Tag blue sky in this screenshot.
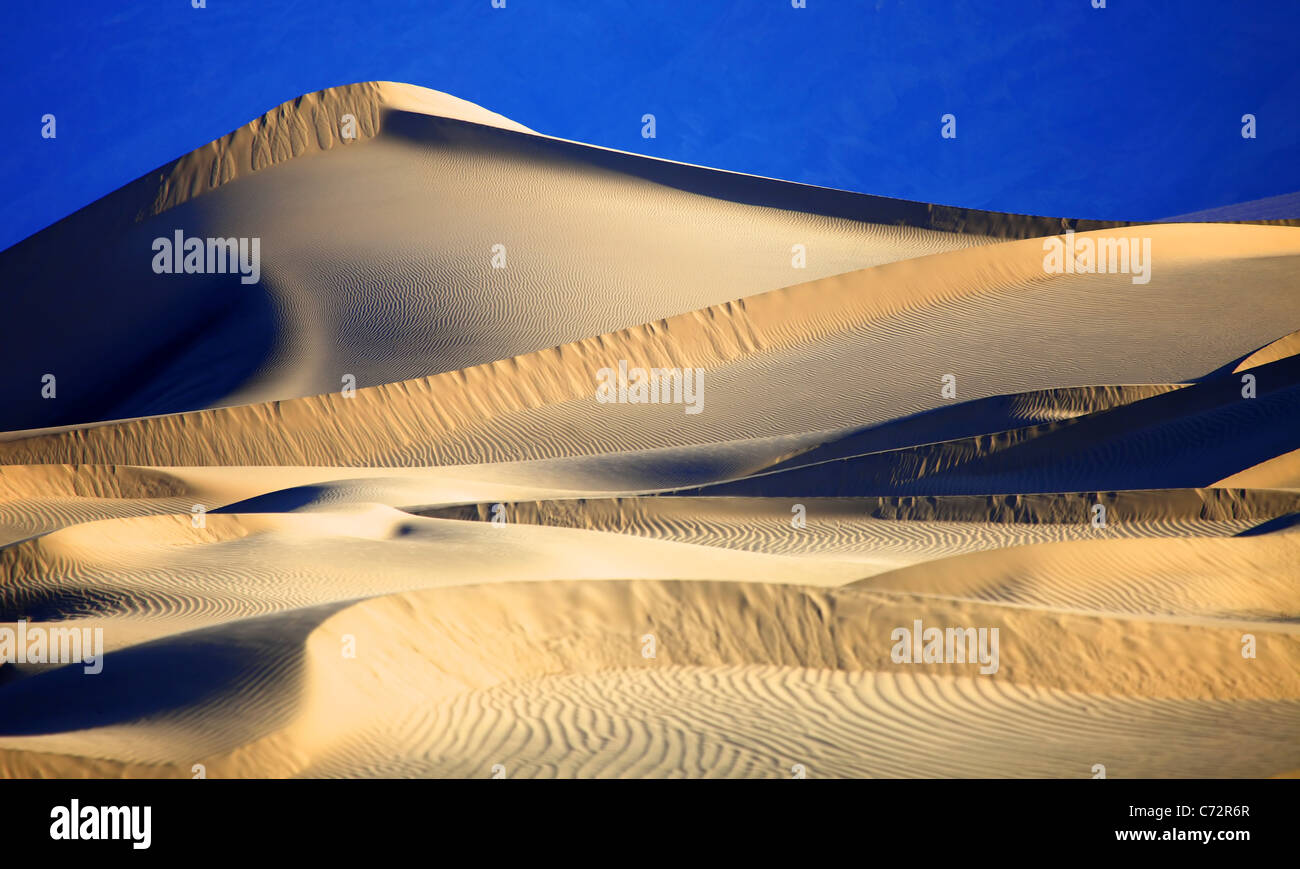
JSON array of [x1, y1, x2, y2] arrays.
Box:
[[3, 0, 1297, 251]]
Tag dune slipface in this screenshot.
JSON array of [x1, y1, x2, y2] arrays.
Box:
[[1, 83, 1297, 779]]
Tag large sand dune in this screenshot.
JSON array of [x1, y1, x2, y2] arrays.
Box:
[[1, 83, 1297, 778]]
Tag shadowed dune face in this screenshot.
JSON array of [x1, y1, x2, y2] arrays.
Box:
[[0, 83, 1003, 433], [676, 354, 1300, 497], [418, 488, 1300, 561], [4, 221, 1300, 467], [1, 82, 1298, 779]]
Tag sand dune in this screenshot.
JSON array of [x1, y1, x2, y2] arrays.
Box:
[[1235, 328, 1300, 372], [1, 81, 1297, 778], [1215, 448, 1300, 489], [682, 354, 1300, 497], [417, 488, 1300, 566], [0, 83, 1010, 432], [3, 576, 1295, 777], [5, 221, 1300, 467]]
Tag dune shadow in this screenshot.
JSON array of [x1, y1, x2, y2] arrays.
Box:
[[213, 485, 333, 514], [677, 355, 1300, 498], [0, 586, 134, 623], [1236, 512, 1300, 537], [0, 204, 278, 431], [0, 602, 350, 736]]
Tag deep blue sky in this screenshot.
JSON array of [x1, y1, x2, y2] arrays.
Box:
[[3, 0, 1297, 251]]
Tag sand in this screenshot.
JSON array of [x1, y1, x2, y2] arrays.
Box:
[[1, 82, 1297, 778]]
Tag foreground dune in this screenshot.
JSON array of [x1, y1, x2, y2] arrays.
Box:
[[1, 82, 1297, 778], [3, 573, 1296, 777]]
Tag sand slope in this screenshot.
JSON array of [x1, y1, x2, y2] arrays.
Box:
[[1, 83, 1004, 432], [5, 222, 1300, 467]]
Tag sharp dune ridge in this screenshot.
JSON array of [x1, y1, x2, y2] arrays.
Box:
[[5, 79, 1299, 432], [1, 82, 1298, 778], [673, 353, 1300, 497], [5, 221, 1300, 467], [419, 488, 1300, 544]]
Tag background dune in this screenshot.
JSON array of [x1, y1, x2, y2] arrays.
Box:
[[1, 82, 1013, 432]]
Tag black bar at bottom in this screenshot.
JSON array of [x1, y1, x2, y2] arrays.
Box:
[[1, 779, 1287, 856]]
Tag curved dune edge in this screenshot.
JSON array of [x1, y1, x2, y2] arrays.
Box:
[[1, 577, 1295, 777], [0, 465, 188, 500], [141, 82, 533, 222], [0, 428, 839, 545], [0, 83, 534, 257], [433, 487, 1300, 527], [0, 464, 201, 547], [5, 222, 1300, 467], [10, 79, 1298, 268], [736, 384, 1185, 475], [98, 80, 1300, 237], [2, 79, 1022, 431], [0, 601, 342, 777], [1235, 328, 1300, 372], [0, 382, 1193, 545], [849, 530, 1300, 622], [7, 85, 1299, 434], [415, 488, 1300, 565], [0, 506, 868, 641], [1214, 448, 1300, 489], [295, 582, 1300, 780], [683, 353, 1300, 498]]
